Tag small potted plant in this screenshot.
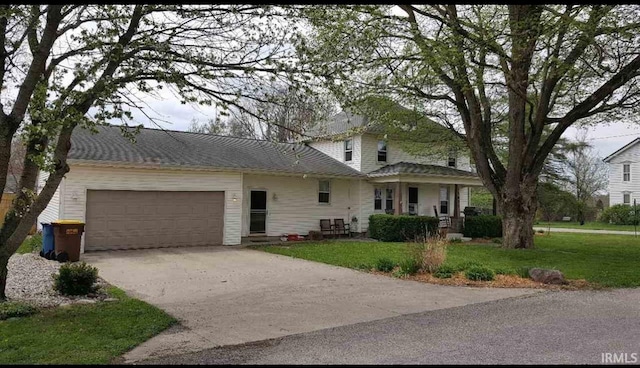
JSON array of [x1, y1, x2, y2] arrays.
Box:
[[351, 216, 358, 234]]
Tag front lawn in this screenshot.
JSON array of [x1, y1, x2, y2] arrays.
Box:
[[535, 221, 639, 232], [259, 233, 640, 288], [0, 287, 176, 364]]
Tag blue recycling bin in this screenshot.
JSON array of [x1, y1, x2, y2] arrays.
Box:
[[40, 223, 55, 260]]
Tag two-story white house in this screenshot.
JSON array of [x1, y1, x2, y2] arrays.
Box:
[[37, 110, 482, 253], [604, 138, 640, 206]]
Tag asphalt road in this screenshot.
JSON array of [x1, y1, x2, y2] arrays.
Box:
[[140, 288, 640, 365]]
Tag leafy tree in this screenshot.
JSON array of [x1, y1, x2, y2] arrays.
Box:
[[293, 5, 640, 248], [537, 181, 579, 228], [563, 130, 608, 224], [188, 117, 253, 138], [0, 5, 293, 300]]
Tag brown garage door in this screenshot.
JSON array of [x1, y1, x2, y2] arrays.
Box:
[[85, 190, 224, 251]]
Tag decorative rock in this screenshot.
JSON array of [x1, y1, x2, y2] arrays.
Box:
[[103, 298, 118, 302], [529, 268, 565, 284], [75, 299, 97, 304]]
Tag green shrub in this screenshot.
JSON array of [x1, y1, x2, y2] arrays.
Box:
[[398, 257, 421, 276], [17, 233, 43, 254], [599, 204, 640, 225], [452, 261, 484, 272], [465, 266, 495, 281], [516, 266, 533, 279], [434, 265, 455, 278], [0, 301, 38, 320], [368, 214, 439, 242], [54, 262, 99, 296], [463, 215, 502, 238], [450, 237, 463, 243], [536, 229, 545, 234], [374, 257, 396, 272]]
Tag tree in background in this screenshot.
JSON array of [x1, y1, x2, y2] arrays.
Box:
[[293, 5, 640, 248], [563, 130, 608, 224], [0, 5, 295, 300], [537, 181, 579, 231]]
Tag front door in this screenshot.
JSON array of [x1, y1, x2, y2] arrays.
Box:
[[409, 187, 418, 215], [250, 190, 267, 234]]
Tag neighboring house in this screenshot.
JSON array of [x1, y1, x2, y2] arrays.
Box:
[[37, 112, 482, 253], [604, 138, 640, 206]]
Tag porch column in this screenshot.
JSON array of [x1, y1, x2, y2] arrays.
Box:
[[395, 181, 402, 215], [453, 184, 460, 218]]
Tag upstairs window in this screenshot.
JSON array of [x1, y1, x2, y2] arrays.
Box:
[[448, 149, 457, 168], [623, 164, 631, 182], [623, 193, 631, 205], [318, 180, 330, 204], [345, 139, 353, 162], [377, 140, 387, 162]]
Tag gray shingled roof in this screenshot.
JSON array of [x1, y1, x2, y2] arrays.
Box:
[[69, 125, 365, 177], [368, 162, 478, 178]]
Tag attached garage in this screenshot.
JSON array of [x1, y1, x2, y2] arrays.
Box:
[[84, 190, 225, 251]]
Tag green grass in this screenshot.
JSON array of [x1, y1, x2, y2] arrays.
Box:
[[258, 233, 640, 288], [0, 287, 176, 364], [535, 221, 639, 232], [16, 233, 42, 254]]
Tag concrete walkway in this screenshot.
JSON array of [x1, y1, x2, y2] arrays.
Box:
[[83, 246, 538, 362], [533, 226, 640, 236]]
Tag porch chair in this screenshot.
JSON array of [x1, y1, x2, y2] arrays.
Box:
[[320, 219, 334, 238], [333, 218, 351, 238]]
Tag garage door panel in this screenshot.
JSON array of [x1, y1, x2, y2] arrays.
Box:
[[85, 190, 224, 251]]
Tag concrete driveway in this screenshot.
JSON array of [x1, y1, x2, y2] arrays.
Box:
[[83, 246, 538, 362]]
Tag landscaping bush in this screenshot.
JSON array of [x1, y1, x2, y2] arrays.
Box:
[[407, 237, 448, 273], [375, 257, 396, 272], [516, 266, 533, 279], [368, 214, 438, 242], [397, 257, 421, 276], [451, 260, 484, 272], [54, 262, 99, 296], [433, 265, 455, 279], [463, 215, 502, 238], [0, 301, 38, 320], [599, 204, 640, 225], [465, 266, 495, 281]]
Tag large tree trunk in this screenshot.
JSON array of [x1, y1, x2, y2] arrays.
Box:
[[500, 185, 538, 249]]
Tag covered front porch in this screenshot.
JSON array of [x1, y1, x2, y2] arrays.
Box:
[[368, 162, 484, 232]]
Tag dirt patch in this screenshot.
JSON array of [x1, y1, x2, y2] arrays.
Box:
[[370, 269, 596, 290]]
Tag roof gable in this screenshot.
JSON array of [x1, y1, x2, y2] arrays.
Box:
[[603, 137, 640, 163]]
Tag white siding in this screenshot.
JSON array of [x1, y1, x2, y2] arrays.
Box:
[[308, 135, 362, 171], [242, 174, 361, 236], [61, 165, 243, 251], [37, 171, 62, 229], [608, 143, 640, 205], [359, 134, 472, 174]]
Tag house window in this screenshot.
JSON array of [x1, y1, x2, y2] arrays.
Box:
[[318, 180, 330, 204], [623, 164, 630, 182], [385, 188, 394, 212], [374, 188, 382, 210], [623, 193, 631, 205], [448, 149, 457, 168], [344, 139, 353, 162], [377, 140, 387, 162], [440, 186, 449, 215]]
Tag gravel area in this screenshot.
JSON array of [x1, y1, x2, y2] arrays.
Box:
[[6, 252, 110, 307]]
